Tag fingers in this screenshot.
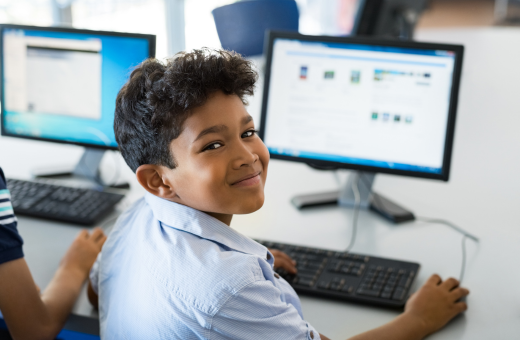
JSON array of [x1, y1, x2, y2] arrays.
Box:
[[454, 301, 468, 314], [98, 234, 107, 248], [440, 277, 460, 291], [426, 274, 442, 286], [279, 258, 297, 274], [90, 227, 105, 242], [269, 249, 297, 274], [451, 287, 469, 301], [77, 229, 89, 239], [276, 251, 296, 266]]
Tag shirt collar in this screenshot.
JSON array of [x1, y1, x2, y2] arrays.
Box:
[[145, 193, 269, 260]]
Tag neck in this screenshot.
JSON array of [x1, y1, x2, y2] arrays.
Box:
[[206, 212, 233, 226]]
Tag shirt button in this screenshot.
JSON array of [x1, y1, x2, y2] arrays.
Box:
[[310, 331, 314, 339], [266, 253, 271, 260], [274, 273, 280, 279]]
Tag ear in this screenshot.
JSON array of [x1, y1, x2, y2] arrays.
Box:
[[136, 164, 177, 200]]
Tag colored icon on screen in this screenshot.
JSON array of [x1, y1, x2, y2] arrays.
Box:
[[324, 71, 334, 79], [351, 70, 361, 84], [300, 66, 308, 79], [371, 112, 378, 120], [405, 115, 413, 123], [383, 113, 390, 121], [394, 115, 401, 122]]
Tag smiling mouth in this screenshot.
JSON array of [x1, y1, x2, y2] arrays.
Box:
[[231, 171, 262, 186]]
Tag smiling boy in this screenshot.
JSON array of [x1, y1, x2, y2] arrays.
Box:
[[89, 49, 469, 340]]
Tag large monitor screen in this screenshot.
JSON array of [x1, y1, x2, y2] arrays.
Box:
[[1, 25, 155, 149], [260, 32, 463, 180]]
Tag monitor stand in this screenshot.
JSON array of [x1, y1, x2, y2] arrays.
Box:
[[32, 148, 130, 189], [291, 170, 415, 223]]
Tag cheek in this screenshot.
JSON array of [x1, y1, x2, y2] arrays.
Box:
[[176, 156, 227, 195], [192, 157, 228, 188], [257, 140, 270, 171]]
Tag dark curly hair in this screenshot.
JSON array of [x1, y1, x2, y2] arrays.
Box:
[[114, 48, 258, 172]]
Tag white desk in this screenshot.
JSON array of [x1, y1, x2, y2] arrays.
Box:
[[1, 28, 520, 339]]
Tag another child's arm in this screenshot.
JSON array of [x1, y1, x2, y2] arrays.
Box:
[[320, 274, 469, 340], [0, 228, 106, 340]]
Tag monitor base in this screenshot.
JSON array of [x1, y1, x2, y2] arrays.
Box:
[[32, 148, 130, 189], [291, 171, 415, 224]]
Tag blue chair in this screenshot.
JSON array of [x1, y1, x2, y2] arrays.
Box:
[[212, 0, 299, 57]]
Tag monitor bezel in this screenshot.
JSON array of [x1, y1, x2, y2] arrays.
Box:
[[0, 24, 156, 151], [259, 31, 464, 182]]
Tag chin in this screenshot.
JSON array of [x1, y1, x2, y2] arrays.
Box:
[[236, 195, 265, 214]]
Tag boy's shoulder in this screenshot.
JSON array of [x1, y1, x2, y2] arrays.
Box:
[[100, 194, 270, 317]]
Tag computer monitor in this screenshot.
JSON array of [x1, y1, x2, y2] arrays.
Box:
[[259, 31, 464, 216], [0, 24, 155, 183], [352, 0, 428, 40]]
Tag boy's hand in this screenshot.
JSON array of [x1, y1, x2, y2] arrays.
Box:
[[60, 228, 107, 279], [404, 274, 469, 336], [268, 249, 297, 274]]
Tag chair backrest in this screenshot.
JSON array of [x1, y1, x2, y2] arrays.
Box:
[[212, 0, 299, 57]]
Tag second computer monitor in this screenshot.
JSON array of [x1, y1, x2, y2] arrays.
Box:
[[259, 32, 464, 181], [1, 24, 155, 150]]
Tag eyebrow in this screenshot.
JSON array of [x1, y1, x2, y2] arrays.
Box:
[[194, 125, 228, 143], [193, 115, 254, 143]]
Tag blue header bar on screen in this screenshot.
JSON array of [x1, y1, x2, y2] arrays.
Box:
[[279, 39, 456, 58]]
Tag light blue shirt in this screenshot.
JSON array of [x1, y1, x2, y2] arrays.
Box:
[[90, 193, 321, 340]]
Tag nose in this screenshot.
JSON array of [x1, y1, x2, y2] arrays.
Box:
[[232, 140, 258, 169]]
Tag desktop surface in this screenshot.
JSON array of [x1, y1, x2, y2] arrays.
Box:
[[0, 27, 519, 339]]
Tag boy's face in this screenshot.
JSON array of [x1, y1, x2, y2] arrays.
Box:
[[164, 91, 269, 217]]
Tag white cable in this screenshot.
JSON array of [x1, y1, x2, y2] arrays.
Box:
[[460, 235, 468, 282], [416, 217, 478, 283], [345, 174, 361, 253], [351, 172, 478, 283], [415, 217, 479, 242]]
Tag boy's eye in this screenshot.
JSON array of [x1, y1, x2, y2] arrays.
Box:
[[204, 142, 223, 151], [242, 130, 257, 138]]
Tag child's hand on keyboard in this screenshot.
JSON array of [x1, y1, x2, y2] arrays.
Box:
[[404, 274, 469, 336], [268, 249, 297, 274]]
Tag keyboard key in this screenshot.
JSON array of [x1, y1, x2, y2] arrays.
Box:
[[398, 276, 409, 287], [330, 283, 342, 291], [381, 292, 392, 299], [357, 288, 381, 297], [296, 278, 314, 287], [393, 288, 406, 301], [318, 281, 330, 290]]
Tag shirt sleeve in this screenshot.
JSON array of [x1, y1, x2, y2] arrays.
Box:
[[89, 251, 102, 294], [210, 280, 321, 340], [0, 168, 24, 265]]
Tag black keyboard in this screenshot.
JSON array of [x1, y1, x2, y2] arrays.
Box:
[[256, 240, 420, 308], [7, 179, 125, 226]]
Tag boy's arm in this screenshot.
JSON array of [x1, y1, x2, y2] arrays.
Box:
[[0, 229, 105, 340], [324, 274, 469, 340]]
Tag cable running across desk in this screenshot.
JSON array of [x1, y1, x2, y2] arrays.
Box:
[[415, 218, 477, 283], [339, 171, 479, 284]]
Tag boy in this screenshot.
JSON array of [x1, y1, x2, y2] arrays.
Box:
[[0, 167, 106, 340], [89, 49, 469, 339]]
